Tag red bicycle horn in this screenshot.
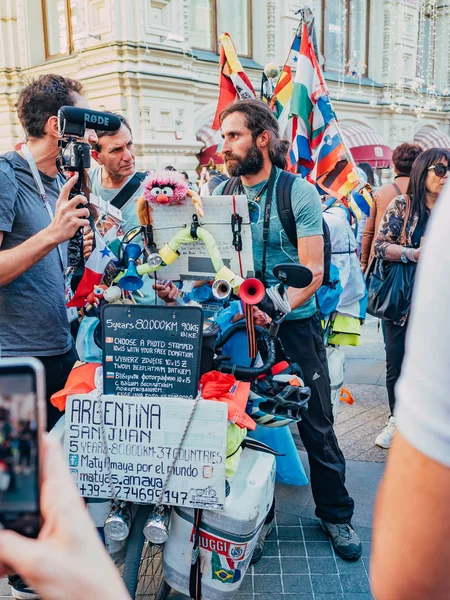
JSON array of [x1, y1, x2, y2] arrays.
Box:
[[239, 278, 265, 305]]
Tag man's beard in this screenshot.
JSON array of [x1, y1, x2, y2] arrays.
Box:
[[225, 145, 264, 177]]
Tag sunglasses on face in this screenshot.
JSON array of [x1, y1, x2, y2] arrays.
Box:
[[428, 163, 450, 178]]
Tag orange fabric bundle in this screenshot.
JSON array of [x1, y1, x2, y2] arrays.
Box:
[[50, 361, 101, 411], [200, 371, 256, 430]]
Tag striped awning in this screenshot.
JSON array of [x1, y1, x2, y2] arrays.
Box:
[[414, 126, 450, 150], [196, 117, 223, 166], [340, 123, 393, 168]]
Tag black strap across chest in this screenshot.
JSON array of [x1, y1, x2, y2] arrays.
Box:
[[258, 166, 278, 285], [110, 171, 147, 210]]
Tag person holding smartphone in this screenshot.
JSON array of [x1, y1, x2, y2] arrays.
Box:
[[0, 74, 98, 600], [0, 434, 131, 600], [371, 179, 450, 599]]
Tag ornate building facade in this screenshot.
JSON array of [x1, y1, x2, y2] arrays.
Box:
[[0, 0, 449, 175]]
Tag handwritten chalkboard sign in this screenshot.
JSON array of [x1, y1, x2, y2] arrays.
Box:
[[102, 305, 203, 398], [64, 394, 227, 509]]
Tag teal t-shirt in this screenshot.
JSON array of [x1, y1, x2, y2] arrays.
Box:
[[214, 167, 323, 320], [90, 166, 157, 304]]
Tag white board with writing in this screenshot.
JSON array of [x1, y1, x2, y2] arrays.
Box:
[[64, 394, 228, 510], [150, 195, 254, 280]]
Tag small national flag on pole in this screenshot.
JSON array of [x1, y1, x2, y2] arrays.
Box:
[[310, 121, 360, 201], [270, 35, 301, 119], [67, 231, 113, 307], [349, 184, 373, 220], [212, 32, 256, 130], [290, 23, 360, 201]]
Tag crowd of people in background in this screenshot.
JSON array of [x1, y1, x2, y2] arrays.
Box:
[[1, 72, 450, 600]]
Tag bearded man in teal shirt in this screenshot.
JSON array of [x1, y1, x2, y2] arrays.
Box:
[[214, 99, 361, 563]]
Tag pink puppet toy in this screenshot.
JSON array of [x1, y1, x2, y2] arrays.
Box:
[[136, 169, 203, 226]]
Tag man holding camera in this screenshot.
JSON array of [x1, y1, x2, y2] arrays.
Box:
[[0, 74, 99, 599], [88, 114, 160, 302]]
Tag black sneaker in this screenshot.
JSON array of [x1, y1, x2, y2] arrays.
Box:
[[250, 521, 274, 565], [320, 520, 362, 561]]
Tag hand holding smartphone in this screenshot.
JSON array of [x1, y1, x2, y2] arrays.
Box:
[[0, 358, 45, 538], [0, 358, 130, 599]]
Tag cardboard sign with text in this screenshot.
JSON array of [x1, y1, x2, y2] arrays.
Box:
[[150, 195, 254, 280], [64, 394, 228, 509]]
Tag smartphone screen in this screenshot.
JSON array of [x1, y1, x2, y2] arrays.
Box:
[[0, 359, 45, 537]]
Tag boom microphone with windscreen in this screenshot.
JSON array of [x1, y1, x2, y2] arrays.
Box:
[[58, 106, 122, 138]]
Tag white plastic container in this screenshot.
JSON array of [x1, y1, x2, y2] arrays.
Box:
[[327, 346, 346, 422], [163, 447, 276, 600]]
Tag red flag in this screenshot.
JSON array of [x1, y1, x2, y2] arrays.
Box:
[[212, 33, 256, 130]]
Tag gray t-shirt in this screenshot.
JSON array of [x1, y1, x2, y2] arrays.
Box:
[[0, 152, 71, 357]]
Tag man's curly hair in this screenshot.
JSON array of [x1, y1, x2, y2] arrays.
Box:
[[392, 142, 423, 177], [16, 74, 83, 139]]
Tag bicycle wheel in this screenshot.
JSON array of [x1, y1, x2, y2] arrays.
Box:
[[122, 505, 171, 600]]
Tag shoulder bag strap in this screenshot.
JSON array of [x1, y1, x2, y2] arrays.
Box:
[[392, 181, 402, 196], [21, 145, 65, 272], [276, 170, 297, 248], [398, 194, 411, 246], [110, 171, 146, 210], [221, 176, 240, 196]]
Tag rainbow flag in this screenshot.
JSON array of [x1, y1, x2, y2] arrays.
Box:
[[270, 35, 300, 125], [289, 24, 360, 201], [212, 33, 256, 130]]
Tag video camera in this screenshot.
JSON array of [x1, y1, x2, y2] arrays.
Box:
[[57, 106, 122, 267], [57, 106, 121, 175]]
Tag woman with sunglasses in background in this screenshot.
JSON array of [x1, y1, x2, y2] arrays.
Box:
[[372, 147, 450, 449]]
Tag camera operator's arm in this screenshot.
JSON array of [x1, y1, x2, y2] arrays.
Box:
[[0, 175, 89, 287], [83, 226, 94, 260]]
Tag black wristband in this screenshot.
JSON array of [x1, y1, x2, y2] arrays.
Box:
[[257, 293, 277, 319]]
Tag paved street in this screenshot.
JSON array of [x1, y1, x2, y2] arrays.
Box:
[[0, 319, 387, 599], [230, 317, 387, 600]]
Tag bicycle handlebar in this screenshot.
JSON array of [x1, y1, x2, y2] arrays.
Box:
[[213, 322, 276, 380]]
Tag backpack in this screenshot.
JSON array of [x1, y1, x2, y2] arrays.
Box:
[[208, 173, 229, 195], [222, 171, 332, 287]]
